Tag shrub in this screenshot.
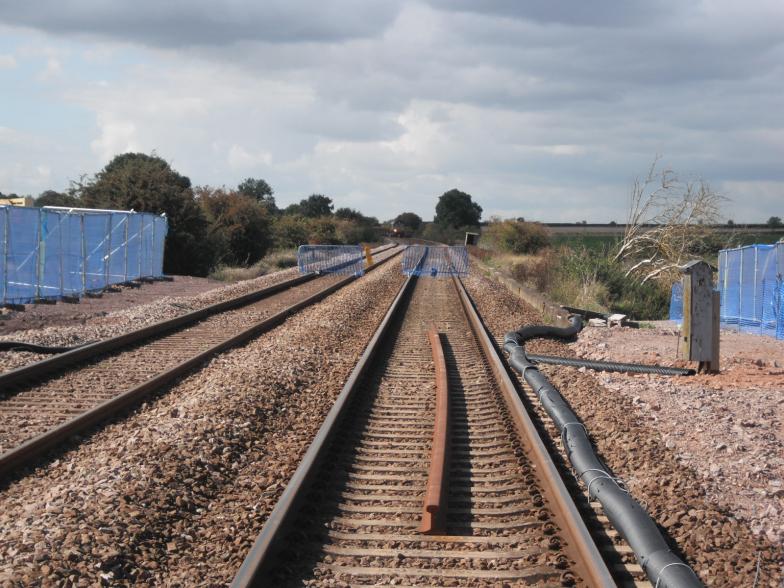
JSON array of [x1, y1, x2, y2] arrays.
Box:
[[484, 220, 551, 254], [198, 187, 273, 266]]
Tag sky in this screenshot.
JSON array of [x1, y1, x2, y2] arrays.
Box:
[[0, 1, 782, 223]]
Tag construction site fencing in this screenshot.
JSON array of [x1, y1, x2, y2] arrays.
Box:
[[297, 245, 364, 276], [402, 245, 469, 277], [668, 242, 783, 339], [1, 206, 167, 305]]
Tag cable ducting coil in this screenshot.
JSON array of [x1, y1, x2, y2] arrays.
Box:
[[503, 316, 703, 588]]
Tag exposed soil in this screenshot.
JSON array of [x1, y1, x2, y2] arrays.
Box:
[[463, 268, 783, 587]]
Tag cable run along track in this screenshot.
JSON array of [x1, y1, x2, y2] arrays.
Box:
[[234, 274, 615, 586], [0, 244, 401, 480]]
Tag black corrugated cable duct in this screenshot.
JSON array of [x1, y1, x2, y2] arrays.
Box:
[[503, 316, 703, 588], [526, 354, 695, 376]]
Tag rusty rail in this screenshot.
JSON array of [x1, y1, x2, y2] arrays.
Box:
[[419, 327, 450, 535]]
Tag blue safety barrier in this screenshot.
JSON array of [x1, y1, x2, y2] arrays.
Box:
[[668, 242, 783, 339], [668, 281, 683, 322], [401, 245, 469, 277], [297, 245, 365, 276], [0, 206, 168, 305]]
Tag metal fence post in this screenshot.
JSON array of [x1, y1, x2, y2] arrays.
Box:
[[123, 214, 129, 282]]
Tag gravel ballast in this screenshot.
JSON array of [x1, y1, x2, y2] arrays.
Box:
[[0, 259, 406, 586], [462, 269, 782, 587], [0, 268, 301, 375]]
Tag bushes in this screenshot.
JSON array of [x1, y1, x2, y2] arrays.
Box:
[[484, 219, 550, 254], [198, 187, 273, 266], [549, 246, 670, 319]]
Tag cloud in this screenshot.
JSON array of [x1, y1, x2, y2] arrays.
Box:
[[0, 1, 781, 221], [0, 1, 400, 47], [0, 53, 15, 68]]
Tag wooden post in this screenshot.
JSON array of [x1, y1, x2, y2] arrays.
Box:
[[679, 260, 720, 373]]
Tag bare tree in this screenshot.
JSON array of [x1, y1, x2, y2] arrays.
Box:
[[614, 157, 726, 284]]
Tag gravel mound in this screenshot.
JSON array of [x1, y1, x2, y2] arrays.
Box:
[[462, 271, 782, 587]]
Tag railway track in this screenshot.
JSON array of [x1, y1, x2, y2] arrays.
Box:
[[0, 244, 400, 480], [233, 274, 615, 586]]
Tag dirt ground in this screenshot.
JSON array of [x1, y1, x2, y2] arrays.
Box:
[[570, 322, 784, 547], [0, 276, 220, 336]]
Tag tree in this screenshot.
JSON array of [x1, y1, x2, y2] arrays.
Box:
[[393, 212, 423, 233], [75, 152, 213, 276], [197, 187, 273, 266], [237, 177, 278, 214], [36, 190, 81, 208], [335, 207, 364, 221], [614, 157, 726, 284], [767, 216, 782, 227], [434, 189, 482, 228], [297, 194, 333, 218]]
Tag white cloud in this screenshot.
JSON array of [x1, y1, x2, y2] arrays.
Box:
[[0, 54, 16, 68]]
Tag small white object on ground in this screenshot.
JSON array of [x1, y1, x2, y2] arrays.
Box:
[[588, 318, 607, 327]]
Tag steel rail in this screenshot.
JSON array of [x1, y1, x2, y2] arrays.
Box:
[[0, 243, 397, 390], [231, 272, 415, 588], [418, 327, 449, 535], [452, 276, 616, 587], [232, 274, 615, 587], [0, 246, 402, 481]]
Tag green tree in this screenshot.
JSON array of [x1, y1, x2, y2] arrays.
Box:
[[767, 216, 782, 227], [393, 212, 422, 233], [36, 190, 81, 208], [237, 177, 277, 214], [298, 194, 334, 218], [335, 207, 364, 221], [197, 187, 273, 266], [434, 189, 482, 228], [274, 215, 310, 248], [76, 152, 213, 276]]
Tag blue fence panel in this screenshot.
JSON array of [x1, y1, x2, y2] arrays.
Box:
[[125, 214, 143, 281], [0, 208, 5, 302], [297, 245, 364, 276], [1, 207, 167, 304], [668, 281, 683, 322], [5, 207, 40, 303], [719, 248, 740, 325], [40, 209, 66, 299], [62, 213, 84, 296], [402, 245, 469, 277], [84, 213, 111, 291], [152, 215, 167, 277], [777, 282, 784, 340], [107, 213, 128, 284]]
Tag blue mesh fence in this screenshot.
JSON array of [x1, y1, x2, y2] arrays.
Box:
[[668, 243, 784, 339], [297, 245, 365, 276], [668, 281, 683, 322], [401, 245, 469, 277], [0, 206, 167, 304]]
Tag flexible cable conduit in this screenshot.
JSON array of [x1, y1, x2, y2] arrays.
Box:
[[503, 316, 703, 588]]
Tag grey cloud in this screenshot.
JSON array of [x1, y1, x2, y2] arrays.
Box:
[[0, 0, 399, 46]]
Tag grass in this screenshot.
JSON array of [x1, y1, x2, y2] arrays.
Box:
[[209, 249, 298, 282]]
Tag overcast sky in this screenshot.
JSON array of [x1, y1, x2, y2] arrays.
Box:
[[0, 1, 782, 222]]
